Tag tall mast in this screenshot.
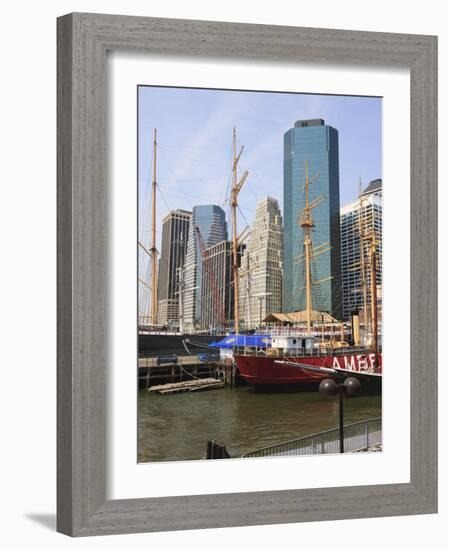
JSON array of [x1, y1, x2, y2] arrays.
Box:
[[177, 266, 184, 333], [301, 161, 314, 332], [150, 128, 158, 325], [297, 162, 326, 333], [369, 229, 378, 356], [358, 179, 369, 333], [231, 127, 239, 334], [230, 127, 248, 334], [245, 252, 251, 329]]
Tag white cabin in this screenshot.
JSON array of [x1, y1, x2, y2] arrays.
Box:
[[271, 335, 315, 352]]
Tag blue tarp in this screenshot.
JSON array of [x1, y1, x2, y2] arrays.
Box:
[[210, 334, 272, 349]]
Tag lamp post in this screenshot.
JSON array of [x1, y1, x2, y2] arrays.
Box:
[[319, 377, 361, 453]]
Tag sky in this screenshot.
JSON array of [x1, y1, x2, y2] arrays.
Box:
[[138, 85, 382, 251]]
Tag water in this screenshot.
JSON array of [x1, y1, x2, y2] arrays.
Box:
[[138, 385, 381, 462]]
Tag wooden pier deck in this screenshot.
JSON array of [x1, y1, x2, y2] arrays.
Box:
[[148, 378, 225, 394], [138, 356, 238, 389]]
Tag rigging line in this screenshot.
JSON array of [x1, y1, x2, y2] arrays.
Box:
[[156, 143, 194, 209], [158, 176, 222, 185], [237, 205, 251, 231], [156, 183, 171, 213], [140, 230, 191, 283], [177, 362, 202, 380], [158, 188, 219, 201], [138, 144, 154, 240], [245, 179, 260, 205], [222, 143, 234, 212], [153, 143, 230, 150], [223, 173, 232, 206], [236, 165, 260, 206], [139, 187, 151, 245], [238, 204, 261, 213], [235, 136, 272, 197], [137, 256, 149, 280]]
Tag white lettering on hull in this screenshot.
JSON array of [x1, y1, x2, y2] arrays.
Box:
[[332, 354, 377, 372]]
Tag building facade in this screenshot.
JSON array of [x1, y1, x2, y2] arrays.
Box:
[[238, 196, 283, 329], [183, 205, 227, 330], [157, 209, 191, 326], [200, 240, 245, 330], [340, 178, 382, 322], [283, 119, 342, 319]]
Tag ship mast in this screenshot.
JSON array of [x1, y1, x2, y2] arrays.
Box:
[[301, 162, 314, 332], [368, 229, 379, 356], [150, 128, 158, 325], [230, 127, 248, 334], [245, 252, 251, 329], [358, 179, 369, 333], [177, 266, 185, 334], [298, 162, 325, 333]]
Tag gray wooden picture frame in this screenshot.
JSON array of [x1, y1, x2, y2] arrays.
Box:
[[57, 12, 438, 537]]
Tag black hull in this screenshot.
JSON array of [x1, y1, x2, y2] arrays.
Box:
[[138, 333, 217, 357]]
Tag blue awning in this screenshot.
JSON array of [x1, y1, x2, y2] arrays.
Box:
[[210, 335, 272, 349]]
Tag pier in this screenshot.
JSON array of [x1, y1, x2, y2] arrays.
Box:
[[148, 378, 225, 394], [138, 355, 238, 389]]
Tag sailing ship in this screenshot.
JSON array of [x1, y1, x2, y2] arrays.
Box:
[[231, 164, 382, 390], [138, 129, 218, 355], [138, 128, 248, 355]]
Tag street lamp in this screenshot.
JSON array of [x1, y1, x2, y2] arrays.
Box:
[[318, 377, 361, 453]]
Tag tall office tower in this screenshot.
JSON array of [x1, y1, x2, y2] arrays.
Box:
[[200, 240, 245, 330], [340, 178, 382, 322], [283, 119, 342, 319], [157, 209, 191, 326], [183, 205, 228, 330], [238, 197, 283, 329]]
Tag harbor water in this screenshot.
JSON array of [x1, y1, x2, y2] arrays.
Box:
[[138, 385, 381, 463]]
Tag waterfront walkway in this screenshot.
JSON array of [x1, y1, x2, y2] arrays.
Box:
[[242, 418, 382, 458]]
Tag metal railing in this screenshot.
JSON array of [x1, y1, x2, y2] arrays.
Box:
[[233, 345, 370, 358], [242, 418, 382, 458], [266, 325, 350, 337]]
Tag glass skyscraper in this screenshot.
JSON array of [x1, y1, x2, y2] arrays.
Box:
[[283, 119, 342, 319], [183, 205, 228, 330]]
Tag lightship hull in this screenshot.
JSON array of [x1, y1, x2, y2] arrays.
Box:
[[234, 352, 382, 390]]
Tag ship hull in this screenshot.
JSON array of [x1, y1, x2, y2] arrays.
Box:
[[234, 352, 382, 391], [138, 333, 217, 356]]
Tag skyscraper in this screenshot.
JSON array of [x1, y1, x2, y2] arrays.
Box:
[[157, 209, 191, 326], [238, 196, 283, 328], [200, 240, 245, 330], [283, 119, 342, 319], [340, 178, 382, 322], [183, 205, 227, 330]]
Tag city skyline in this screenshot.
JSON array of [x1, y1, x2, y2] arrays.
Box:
[[138, 86, 382, 256], [140, 175, 382, 326]]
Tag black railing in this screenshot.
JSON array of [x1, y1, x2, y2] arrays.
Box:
[[242, 418, 382, 458]]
